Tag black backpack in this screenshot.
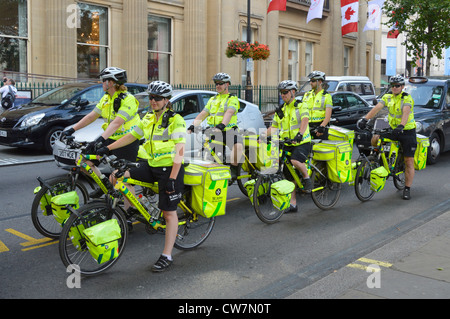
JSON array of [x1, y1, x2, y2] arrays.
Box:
[[1, 86, 16, 110]]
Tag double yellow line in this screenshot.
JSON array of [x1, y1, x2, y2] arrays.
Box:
[[347, 257, 393, 272]]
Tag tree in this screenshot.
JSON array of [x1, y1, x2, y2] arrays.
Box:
[[383, 0, 450, 76]]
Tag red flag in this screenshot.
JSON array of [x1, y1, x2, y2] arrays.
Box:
[[341, 0, 358, 36], [387, 10, 401, 38], [267, 0, 287, 14]]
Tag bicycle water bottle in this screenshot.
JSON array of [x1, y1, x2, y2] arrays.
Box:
[[139, 194, 160, 220]]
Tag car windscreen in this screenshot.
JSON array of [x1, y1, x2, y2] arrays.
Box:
[[32, 86, 87, 105], [404, 83, 444, 109]]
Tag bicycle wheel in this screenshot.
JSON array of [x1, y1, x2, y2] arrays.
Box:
[[174, 188, 215, 250], [253, 173, 285, 224], [31, 176, 89, 239], [354, 159, 376, 202], [393, 154, 406, 190], [59, 201, 128, 276], [310, 162, 341, 210]]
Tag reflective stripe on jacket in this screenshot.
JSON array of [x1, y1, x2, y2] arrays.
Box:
[[381, 93, 416, 130], [272, 100, 311, 146], [204, 93, 239, 131], [306, 89, 333, 123]]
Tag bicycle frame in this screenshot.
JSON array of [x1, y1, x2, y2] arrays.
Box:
[[366, 134, 404, 179]]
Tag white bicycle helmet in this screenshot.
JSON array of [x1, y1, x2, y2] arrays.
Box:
[[389, 74, 405, 85], [308, 70, 326, 81], [99, 67, 127, 84], [148, 81, 173, 98], [212, 73, 231, 84], [278, 80, 298, 91]]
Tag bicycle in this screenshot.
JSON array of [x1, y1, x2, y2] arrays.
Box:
[[31, 137, 110, 239], [251, 137, 342, 224], [193, 127, 275, 196], [353, 119, 406, 202], [58, 155, 215, 276]]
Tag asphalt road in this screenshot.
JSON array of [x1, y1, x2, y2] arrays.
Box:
[[1, 145, 450, 303]]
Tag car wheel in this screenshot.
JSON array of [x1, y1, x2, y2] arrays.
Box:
[[427, 132, 441, 165], [44, 126, 64, 154]]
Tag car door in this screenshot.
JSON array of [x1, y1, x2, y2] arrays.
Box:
[[344, 93, 371, 129], [331, 93, 350, 127]]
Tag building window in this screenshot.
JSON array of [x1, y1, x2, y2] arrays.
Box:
[[344, 47, 350, 76], [305, 42, 313, 76], [148, 15, 172, 82], [0, 0, 28, 75], [288, 39, 299, 81], [77, 3, 109, 79]]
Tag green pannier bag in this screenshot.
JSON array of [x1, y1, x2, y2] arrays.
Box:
[[312, 142, 334, 161], [319, 140, 353, 183], [270, 180, 295, 211], [83, 219, 121, 264], [243, 134, 278, 171], [51, 191, 80, 225], [414, 134, 429, 171], [328, 125, 355, 148], [184, 162, 231, 218], [370, 166, 388, 192]]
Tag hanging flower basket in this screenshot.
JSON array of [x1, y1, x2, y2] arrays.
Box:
[[226, 40, 270, 61]]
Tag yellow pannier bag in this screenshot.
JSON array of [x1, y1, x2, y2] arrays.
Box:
[[328, 125, 355, 148], [312, 142, 334, 161], [51, 191, 80, 225], [370, 166, 388, 192], [414, 134, 429, 171], [185, 162, 231, 218], [244, 179, 268, 205], [319, 140, 353, 183], [83, 219, 121, 264], [243, 134, 278, 171], [270, 180, 295, 211]]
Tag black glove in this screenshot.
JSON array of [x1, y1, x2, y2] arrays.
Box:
[[96, 146, 110, 157], [392, 125, 404, 139], [85, 136, 106, 155], [61, 128, 75, 137], [187, 125, 195, 132], [294, 133, 303, 143], [316, 126, 326, 134], [215, 123, 226, 131], [356, 118, 368, 130], [166, 178, 176, 194]]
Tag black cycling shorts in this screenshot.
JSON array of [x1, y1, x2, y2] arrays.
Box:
[[389, 128, 417, 158], [285, 142, 312, 163], [129, 161, 184, 212], [207, 126, 243, 151]]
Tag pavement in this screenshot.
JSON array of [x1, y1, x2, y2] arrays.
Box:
[[1, 145, 450, 299]]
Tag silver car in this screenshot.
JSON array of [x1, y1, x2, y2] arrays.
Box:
[[53, 89, 266, 170]]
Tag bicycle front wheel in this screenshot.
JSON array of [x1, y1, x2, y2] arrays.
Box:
[[393, 155, 406, 190], [354, 160, 376, 202], [310, 162, 341, 210], [174, 189, 215, 250], [31, 176, 89, 239], [59, 201, 128, 277], [253, 173, 285, 224]]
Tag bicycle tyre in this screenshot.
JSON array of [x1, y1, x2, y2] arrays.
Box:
[[59, 201, 128, 277], [354, 160, 376, 202], [310, 162, 341, 210], [174, 188, 215, 251], [393, 154, 406, 190], [237, 162, 253, 197], [31, 176, 89, 239], [253, 173, 285, 224]]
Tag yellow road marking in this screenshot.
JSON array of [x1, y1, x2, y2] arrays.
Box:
[[227, 198, 241, 202], [5, 229, 54, 247], [21, 240, 58, 251], [0, 240, 9, 253], [346, 258, 393, 271]]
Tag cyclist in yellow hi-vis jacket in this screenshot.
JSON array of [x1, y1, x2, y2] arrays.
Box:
[[187, 73, 243, 181], [304, 71, 333, 139], [357, 74, 416, 200], [260, 80, 312, 213], [97, 81, 186, 272], [61, 67, 141, 198]]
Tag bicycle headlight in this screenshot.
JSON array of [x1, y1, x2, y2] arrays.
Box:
[[21, 113, 45, 128], [415, 121, 423, 132]]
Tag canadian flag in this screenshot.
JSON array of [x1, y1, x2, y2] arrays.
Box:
[[267, 0, 287, 14], [341, 0, 359, 36]]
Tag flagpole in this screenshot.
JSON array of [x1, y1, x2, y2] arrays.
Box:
[[245, 0, 253, 103]]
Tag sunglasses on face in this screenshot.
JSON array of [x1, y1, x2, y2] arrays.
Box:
[[310, 79, 318, 83], [391, 84, 403, 88], [280, 90, 290, 95], [149, 95, 164, 101], [215, 82, 226, 86]]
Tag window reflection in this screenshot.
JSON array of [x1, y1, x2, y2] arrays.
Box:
[[148, 15, 171, 82]]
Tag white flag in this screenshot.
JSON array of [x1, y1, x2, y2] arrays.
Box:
[[307, 0, 325, 24], [363, 0, 385, 31]]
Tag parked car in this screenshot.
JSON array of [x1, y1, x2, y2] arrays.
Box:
[[53, 89, 266, 168], [298, 76, 377, 105], [263, 91, 372, 130], [0, 82, 147, 153], [401, 76, 450, 164]]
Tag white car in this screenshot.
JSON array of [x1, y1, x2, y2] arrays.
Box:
[[53, 89, 266, 170]]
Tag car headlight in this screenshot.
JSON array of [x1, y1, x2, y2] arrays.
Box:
[[415, 121, 423, 132], [21, 113, 45, 128]]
